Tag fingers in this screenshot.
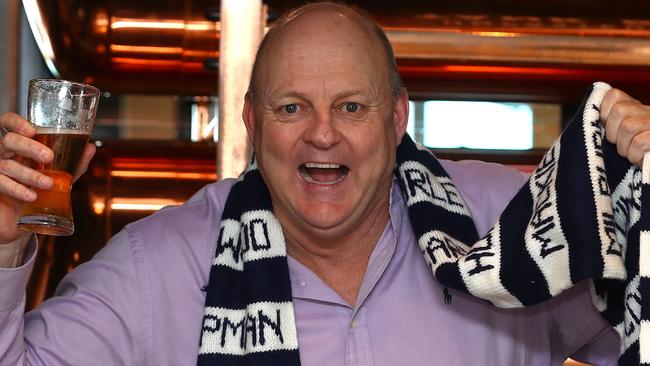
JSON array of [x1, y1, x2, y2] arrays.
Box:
[[0, 112, 55, 202], [0, 158, 52, 189], [73, 143, 96, 182], [0, 112, 35, 137], [599, 88, 650, 166], [600, 89, 641, 143], [625, 130, 650, 166], [0, 112, 52, 163], [0, 173, 37, 202], [610, 114, 647, 159], [0, 131, 53, 162], [0, 159, 53, 201]]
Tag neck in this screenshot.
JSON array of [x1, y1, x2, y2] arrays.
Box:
[[282, 190, 392, 306]]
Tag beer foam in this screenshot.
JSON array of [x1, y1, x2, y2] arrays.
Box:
[[35, 127, 90, 135]]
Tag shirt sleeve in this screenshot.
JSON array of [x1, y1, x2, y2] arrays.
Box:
[[21, 229, 149, 365], [550, 281, 619, 365], [0, 237, 37, 365]]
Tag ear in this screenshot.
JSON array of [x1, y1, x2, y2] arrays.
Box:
[[242, 92, 257, 142], [393, 88, 409, 141]]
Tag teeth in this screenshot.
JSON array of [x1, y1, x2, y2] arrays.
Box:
[[299, 170, 345, 185], [304, 162, 341, 169], [299, 163, 349, 185]]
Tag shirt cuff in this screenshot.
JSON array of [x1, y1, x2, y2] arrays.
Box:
[[0, 236, 38, 312]]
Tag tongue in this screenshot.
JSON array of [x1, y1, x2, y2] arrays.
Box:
[[305, 167, 343, 183]]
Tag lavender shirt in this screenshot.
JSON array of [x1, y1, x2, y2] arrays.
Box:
[[0, 160, 619, 365]]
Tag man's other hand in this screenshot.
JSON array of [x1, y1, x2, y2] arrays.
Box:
[[600, 88, 650, 166]]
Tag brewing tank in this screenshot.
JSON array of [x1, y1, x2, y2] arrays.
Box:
[[28, 0, 220, 95]]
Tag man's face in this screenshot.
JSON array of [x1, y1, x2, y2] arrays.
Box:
[[244, 10, 408, 241]]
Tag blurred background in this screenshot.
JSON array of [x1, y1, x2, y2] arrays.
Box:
[[1, 2, 649, 364]]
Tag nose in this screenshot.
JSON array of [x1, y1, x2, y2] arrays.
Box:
[[302, 109, 341, 149]]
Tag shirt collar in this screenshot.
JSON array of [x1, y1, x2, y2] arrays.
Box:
[[288, 178, 406, 307]]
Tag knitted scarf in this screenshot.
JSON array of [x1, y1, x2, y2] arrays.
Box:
[[197, 82, 650, 366]]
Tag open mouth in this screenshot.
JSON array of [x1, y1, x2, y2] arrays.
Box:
[[299, 162, 350, 185]]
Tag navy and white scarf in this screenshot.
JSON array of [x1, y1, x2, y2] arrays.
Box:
[[197, 82, 650, 365]]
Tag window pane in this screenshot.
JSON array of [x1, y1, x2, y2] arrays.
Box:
[[407, 100, 561, 150], [423, 101, 532, 149], [92, 94, 218, 142]]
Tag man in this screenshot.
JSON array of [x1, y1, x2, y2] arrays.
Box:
[[0, 2, 648, 365]]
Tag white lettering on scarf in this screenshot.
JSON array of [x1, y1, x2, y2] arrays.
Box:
[[525, 143, 572, 296], [399, 161, 471, 217], [459, 226, 523, 307], [213, 211, 287, 271], [199, 301, 299, 355]]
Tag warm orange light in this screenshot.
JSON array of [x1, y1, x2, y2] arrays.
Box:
[[442, 65, 565, 75], [470, 31, 519, 37], [111, 160, 214, 171], [111, 198, 184, 211], [92, 198, 185, 213], [110, 57, 205, 71], [111, 57, 181, 67], [110, 170, 217, 180], [110, 47, 217, 58], [183, 50, 219, 58], [94, 12, 109, 34], [187, 22, 218, 31], [92, 201, 105, 215], [399, 65, 582, 77], [95, 17, 109, 27], [111, 19, 183, 30], [383, 24, 650, 37], [110, 18, 215, 32], [111, 203, 169, 211], [110, 44, 184, 55]]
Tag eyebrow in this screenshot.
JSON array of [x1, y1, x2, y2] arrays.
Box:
[[333, 89, 365, 100], [266, 88, 373, 103], [265, 89, 307, 103]]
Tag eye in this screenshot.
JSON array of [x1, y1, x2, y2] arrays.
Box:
[[282, 104, 299, 114], [344, 102, 360, 113], [275, 102, 308, 121]]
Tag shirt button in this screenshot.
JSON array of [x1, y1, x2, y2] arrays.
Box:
[[351, 319, 358, 329], [299, 280, 306, 287]]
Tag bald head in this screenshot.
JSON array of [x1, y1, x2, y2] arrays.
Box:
[[247, 2, 403, 102]]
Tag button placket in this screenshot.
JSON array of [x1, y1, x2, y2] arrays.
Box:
[[346, 308, 373, 365], [350, 318, 358, 329]]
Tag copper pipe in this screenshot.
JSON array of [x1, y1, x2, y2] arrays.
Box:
[[23, 0, 220, 95], [23, 1, 650, 96]]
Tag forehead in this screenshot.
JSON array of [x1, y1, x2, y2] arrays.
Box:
[[259, 9, 389, 96], [273, 40, 374, 80]]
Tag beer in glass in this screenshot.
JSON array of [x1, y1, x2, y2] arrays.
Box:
[[17, 79, 100, 236]]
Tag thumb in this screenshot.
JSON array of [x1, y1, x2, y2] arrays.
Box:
[[73, 143, 96, 182]]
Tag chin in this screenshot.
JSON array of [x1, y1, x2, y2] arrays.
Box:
[[298, 205, 352, 231]]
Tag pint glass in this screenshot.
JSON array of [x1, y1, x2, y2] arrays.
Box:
[[17, 79, 100, 236]]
